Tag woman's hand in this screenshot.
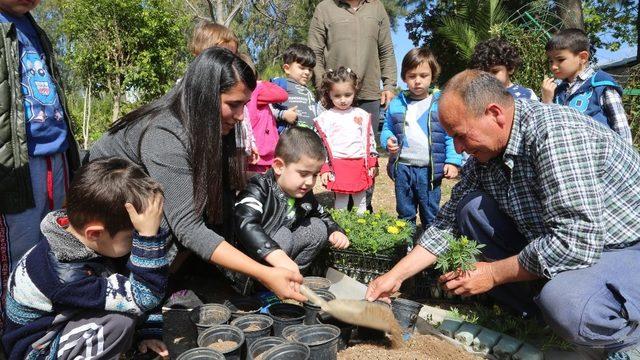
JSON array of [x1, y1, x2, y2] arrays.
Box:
[[257, 266, 306, 302]]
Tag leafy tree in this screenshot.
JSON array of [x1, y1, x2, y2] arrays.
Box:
[[60, 0, 190, 123]]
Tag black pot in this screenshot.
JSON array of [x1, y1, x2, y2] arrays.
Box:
[[224, 296, 264, 320], [197, 324, 245, 360], [302, 289, 335, 325], [247, 336, 286, 360], [261, 343, 311, 360], [302, 276, 332, 291], [267, 303, 306, 337], [230, 314, 273, 359], [317, 313, 353, 351], [189, 304, 232, 338], [391, 298, 422, 334], [288, 324, 340, 360], [175, 347, 225, 360], [281, 324, 307, 341]]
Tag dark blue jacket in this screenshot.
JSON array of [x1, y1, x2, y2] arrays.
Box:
[[554, 69, 623, 128], [380, 91, 462, 188]]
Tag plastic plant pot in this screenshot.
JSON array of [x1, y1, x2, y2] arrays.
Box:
[[197, 324, 245, 360], [317, 313, 353, 351], [391, 298, 422, 335], [302, 289, 335, 325], [175, 347, 225, 360], [189, 304, 232, 338], [267, 303, 306, 337], [289, 324, 341, 360], [281, 324, 307, 341], [230, 314, 274, 359], [247, 336, 286, 360], [302, 276, 332, 291], [261, 343, 311, 360], [224, 296, 264, 320]]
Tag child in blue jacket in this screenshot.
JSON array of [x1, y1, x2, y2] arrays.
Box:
[[380, 48, 462, 230]]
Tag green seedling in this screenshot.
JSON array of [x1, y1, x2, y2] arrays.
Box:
[[435, 235, 485, 273]]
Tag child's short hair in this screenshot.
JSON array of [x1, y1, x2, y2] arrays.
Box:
[[401, 47, 441, 81], [545, 28, 590, 54], [470, 38, 522, 72], [282, 44, 316, 68], [66, 158, 163, 236], [189, 20, 239, 56], [319, 67, 359, 109], [275, 127, 326, 164]]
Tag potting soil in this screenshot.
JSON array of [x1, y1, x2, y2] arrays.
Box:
[[207, 339, 238, 352], [244, 324, 262, 331], [338, 334, 481, 360]]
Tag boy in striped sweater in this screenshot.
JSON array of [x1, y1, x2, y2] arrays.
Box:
[[2, 158, 170, 360]]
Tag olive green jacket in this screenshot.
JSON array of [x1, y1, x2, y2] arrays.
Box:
[[308, 0, 397, 101], [0, 14, 80, 214]]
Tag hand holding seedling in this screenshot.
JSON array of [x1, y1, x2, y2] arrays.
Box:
[[124, 191, 164, 237], [439, 261, 495, 297], [541, 76, 557, 103], [329, 231, 349, 249]]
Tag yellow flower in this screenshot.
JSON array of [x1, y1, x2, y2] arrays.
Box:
[[375, 214, 381, 219], [371, 221, 378, 226], [461, 237, 469, 245], [387, 226, 400, 234], [357, 219, 366, 224], [345, 229, 351, 233], [395, 220, 406, 228]]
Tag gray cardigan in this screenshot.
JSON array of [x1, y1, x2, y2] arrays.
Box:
[[89, 113, 223, 260]]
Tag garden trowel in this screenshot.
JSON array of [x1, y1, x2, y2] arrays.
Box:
[[300, 285, 399, 334]]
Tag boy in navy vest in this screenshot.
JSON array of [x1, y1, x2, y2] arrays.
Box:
[[2, 158, 169, 360], [271, 44, 321, 132], [470, 38, 539, 101], [541, 28, 632, 143], [380, 48, 462, 233]]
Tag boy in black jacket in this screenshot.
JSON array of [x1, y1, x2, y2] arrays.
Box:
[[234, 127, 349, 284]]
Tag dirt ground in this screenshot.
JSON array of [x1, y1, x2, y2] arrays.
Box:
[[338, 334, 481, 360], [313, 155, 457, 216]]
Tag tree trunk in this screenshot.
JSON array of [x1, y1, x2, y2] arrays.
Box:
[[82, 82, 92, 149], [556, 0, 584, 29], [215, 0, 225, 24]]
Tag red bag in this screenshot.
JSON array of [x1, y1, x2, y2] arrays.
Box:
[[315, 114, 378, 194]]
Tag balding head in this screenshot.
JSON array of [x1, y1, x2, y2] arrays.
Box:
[[438, 70, 515, 163]]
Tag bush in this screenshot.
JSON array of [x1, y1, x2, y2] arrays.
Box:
[[328, 209, 414, 254], [623, 64, 640, 148]]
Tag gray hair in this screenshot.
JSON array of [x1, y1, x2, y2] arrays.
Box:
[[442, 70, 513, 117]]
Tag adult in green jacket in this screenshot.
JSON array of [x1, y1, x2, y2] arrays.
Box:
[[0, 2, 80, 320]]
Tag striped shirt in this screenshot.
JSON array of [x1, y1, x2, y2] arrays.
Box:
[[418, 99, 640, 278]]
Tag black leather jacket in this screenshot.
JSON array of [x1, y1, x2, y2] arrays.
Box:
[[234, 169, 344, 260]]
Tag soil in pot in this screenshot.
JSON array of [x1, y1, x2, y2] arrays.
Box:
[[207, 339, 239, 352], [338, 334, 481, 360]]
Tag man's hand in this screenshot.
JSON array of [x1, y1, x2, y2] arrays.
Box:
[[250, 146, 260, 165], [138, 339, 169, 359], [321, 172, 332, 187], [443, 164, 459, 179], [329, 231, 349, 249], [368, 167, 379, 178], [381, 90, 395, 108], [257, 266, 306, 302], [386, 137, 399, 154], [282, 106, 299, 124], [439, 262, 496, 297], [541, 77, 557, 104], [125, 192, 164, 237], [365, 272, 403, 303]]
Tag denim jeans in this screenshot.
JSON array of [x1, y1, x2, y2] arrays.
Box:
[[394, 163, 441, 230]]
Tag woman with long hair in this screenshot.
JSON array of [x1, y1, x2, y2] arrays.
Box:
[[89, 47, 305, 301]]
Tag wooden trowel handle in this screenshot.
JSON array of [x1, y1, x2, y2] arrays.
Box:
[[299, 285, 327, 308]]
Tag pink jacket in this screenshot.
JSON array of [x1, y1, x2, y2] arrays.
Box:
[[246, 81, 288, 173]]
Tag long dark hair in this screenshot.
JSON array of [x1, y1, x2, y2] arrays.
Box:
[[109, 47, 256, 223]]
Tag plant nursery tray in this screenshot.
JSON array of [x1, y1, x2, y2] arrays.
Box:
[[325, 245, 407, 284]]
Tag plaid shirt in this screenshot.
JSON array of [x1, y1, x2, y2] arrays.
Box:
[[418, 99, 640, 278], [562, 67, 632, 144]]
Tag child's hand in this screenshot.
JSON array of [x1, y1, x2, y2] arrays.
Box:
[[250, 146, 260, 164], [329, 231, 349, 249], [283, 106, 299, 124], [386, 137, 399, 154], [541, 76, 557, 103], [138, 339, 169, 359], [125, 192, 164, 237], [443, 164, 459, 179], [321, 172, 332, 187], [368, 167, 379, 178]]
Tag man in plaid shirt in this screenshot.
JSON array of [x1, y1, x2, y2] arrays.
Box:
[[367, 70, 640, 358]]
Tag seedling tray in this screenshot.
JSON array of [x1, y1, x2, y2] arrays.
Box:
[[325, 245, 407, 284]]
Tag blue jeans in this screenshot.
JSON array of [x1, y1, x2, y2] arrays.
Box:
[[394, 163, 441, 230], [457, 190, 640, 352]]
